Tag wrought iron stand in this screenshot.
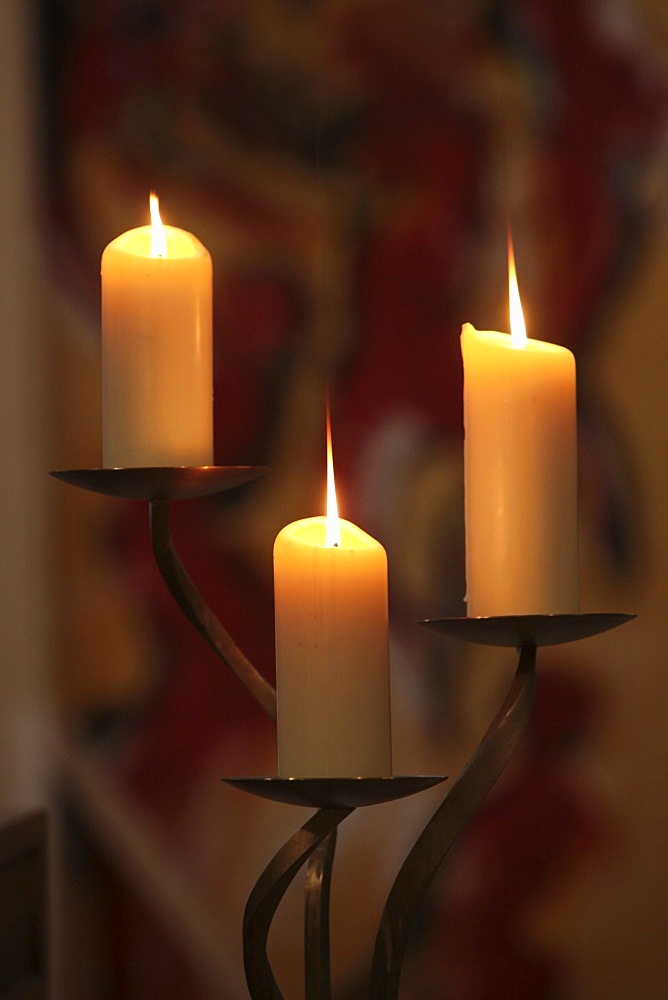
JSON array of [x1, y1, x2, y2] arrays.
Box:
[[51, 466, 633, 1000]]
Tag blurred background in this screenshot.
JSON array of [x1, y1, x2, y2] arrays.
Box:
[[2, 0, 668, 997]]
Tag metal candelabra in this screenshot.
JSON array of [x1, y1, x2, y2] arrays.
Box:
[[51, 465, 633, 1000]]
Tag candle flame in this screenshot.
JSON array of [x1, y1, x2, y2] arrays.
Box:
[[508, 232, 527, 349], [325, 391, 341, 548], [150, 193, 167, 258]]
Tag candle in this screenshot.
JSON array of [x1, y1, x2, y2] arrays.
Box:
[[461, 243, 578, 616], [101, 194, 213, 468], [273, 410, 392, 777]]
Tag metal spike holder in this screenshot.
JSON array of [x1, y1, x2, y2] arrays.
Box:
[[51, 466, 634, 1000]]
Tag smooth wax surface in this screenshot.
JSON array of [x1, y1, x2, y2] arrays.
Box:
[[461, 323, 578, 616], [274, 516, 392, 778], [102, 224, 213, 468]]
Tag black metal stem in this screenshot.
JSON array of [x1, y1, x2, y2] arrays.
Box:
[[149, 499, 277, 720], [369, 643, 537, 1000], [305, 830, 338, 1000], [243, 808, 353, 1000]]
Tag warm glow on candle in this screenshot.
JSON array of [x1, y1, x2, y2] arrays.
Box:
[[461, 244, 579, 616], [274, 396, 392, 775], [508, 233, 527, 349], [325, 393, 341, 548], [101, 195, 213, 467], [150, 192, 167, 258]]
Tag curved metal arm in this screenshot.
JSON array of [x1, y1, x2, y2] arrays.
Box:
[[369, 643, 537, 1000], [149, 499, 277, 721], [243, 808, 353, 1000]]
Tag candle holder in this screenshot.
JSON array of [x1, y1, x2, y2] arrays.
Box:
[[51, 466, 634, 1000], [50, 466, 276, 718]]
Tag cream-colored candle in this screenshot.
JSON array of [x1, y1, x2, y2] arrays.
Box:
[[273, 418, 392, 777], [461, 255, 578, 616], [102, 195, 213, 468]]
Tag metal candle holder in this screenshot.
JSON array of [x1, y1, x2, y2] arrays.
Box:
[[51, 466, 634, 1000]]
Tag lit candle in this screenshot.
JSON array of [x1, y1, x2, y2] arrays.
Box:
[[273, 406, 392, 777], [101, 194, 213, 468], [461, 239, 578, 616]]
